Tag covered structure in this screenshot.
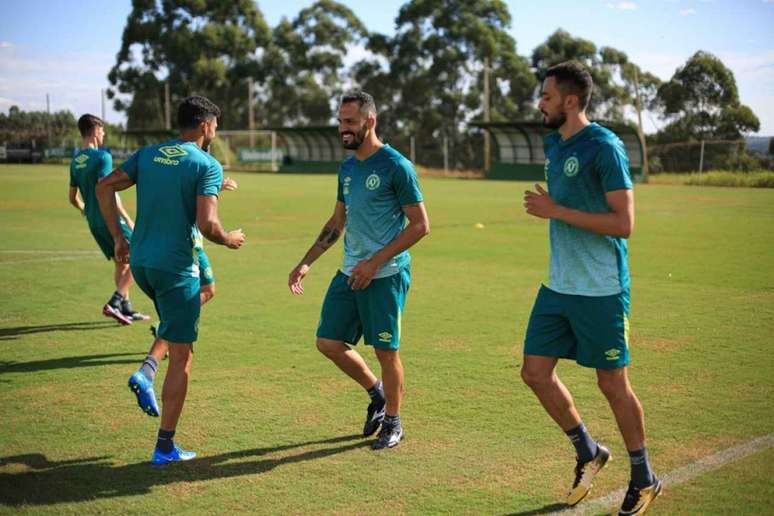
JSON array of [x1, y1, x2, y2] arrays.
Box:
[[267, 126, 348, 173], [470, 121, 644, 181]]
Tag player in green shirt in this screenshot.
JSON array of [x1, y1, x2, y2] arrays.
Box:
[[96, 96, 245, 465], [68, 114, 148, 325]]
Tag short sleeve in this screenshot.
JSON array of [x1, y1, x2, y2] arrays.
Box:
[[69, 162, 77, 187], [121, 150, 140, 182], [392, 158, 423, 206], [198, 157, 223, 196], [597, 139, 633, 192], [98, 152, 113, 179], [337, 174, 344, 202]]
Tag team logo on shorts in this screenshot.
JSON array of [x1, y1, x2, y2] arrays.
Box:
[[366, 173, 380, 190], [378, 331, 392, 343], [605, 348, 621, 361], [563, 156, 580, 177]]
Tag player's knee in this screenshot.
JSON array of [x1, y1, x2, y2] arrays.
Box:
[[316, 338, 344, 358], [521, 366, 550, 389], [374, 348, 399, 364], [597, 374, 625, 400]]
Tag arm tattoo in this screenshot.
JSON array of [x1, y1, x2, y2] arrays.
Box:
[[315, 227, 340, 249]]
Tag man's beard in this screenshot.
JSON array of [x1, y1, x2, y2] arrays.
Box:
[[542, 110, 567, 130], [341, 123, 367, 150]]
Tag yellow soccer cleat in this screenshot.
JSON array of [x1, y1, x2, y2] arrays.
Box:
[[618, 477, 663, 515], [566, 444, 611, 506]]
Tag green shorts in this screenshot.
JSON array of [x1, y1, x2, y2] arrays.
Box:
[[524, 285, 630, 369], [196, 247, 215, 286], [89, 221, 132, 260], [131, 265, 200, 343], [316, 265, 411, 350]]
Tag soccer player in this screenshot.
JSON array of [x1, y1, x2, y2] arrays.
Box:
[[96, 96, 245, 464], [68, 114, 148, 324], [288, 90, 430, 450], [521, 62, 661, 515]]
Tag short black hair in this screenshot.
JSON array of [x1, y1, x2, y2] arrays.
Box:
[[77, 114, 103, 137], [340, 90, 377, 116], [545, 61, 593, 110], [177, 95, 221, 129]]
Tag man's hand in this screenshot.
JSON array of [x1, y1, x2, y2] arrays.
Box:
[[524, 184, 559, 219], [288, 263, 311, 295], [348, 258, 378, 290], [225, 229, 245, 249], [222, 177, 238, 191], [114, 236, 130, 264]]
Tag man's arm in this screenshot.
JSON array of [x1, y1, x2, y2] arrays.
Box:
[[68, 187, 84, 216], [348, 202, 430, 290], [524, 184, 634, 238], [196, 195, 244, 249], [288, 201, 347, 295], [95, 169, 135, 262]]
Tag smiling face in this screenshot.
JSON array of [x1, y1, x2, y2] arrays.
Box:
[[538, 77, 568, 130], [338, 101, 371, 150]]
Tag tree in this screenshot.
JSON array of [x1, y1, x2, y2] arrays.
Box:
[[353, 0, 537, 168], [107, 0, 271, 130], [655, 51, 759, 141], [0, 106, 76, 143], [257, 0, 368, 126], [531, 29, 661, 121]]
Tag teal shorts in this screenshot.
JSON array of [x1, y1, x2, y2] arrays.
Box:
[[131, 265, 200, 343], [316, 265, 411, 350], [196, 247, 215, 286], [524, 285, 630, 369], [89, 221, 132, 260]]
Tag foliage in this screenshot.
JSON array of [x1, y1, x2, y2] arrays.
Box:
[[0, 105, 77, 143]]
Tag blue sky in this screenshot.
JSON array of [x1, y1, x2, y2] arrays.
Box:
[[1, 0, 772, 134]]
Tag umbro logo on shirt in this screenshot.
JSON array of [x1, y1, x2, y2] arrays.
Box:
[[74, 154, 89, 169], [154, 145, 188, 166]]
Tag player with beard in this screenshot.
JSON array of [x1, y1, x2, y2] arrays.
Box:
[[96, 95, 245, 464], [288, 90, 429, 450], [521, 62, 661, 514]]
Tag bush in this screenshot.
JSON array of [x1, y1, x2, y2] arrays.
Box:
[[683, 171, 774, 188]]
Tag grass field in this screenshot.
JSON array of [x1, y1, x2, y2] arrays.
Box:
[[1, 164, 773, 515]]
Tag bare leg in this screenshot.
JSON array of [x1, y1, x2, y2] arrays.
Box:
[[316, 338, 378, 390], [597, 367, 646, 451], [113, 260, 133, 298], [521, 354, 582, 431], [159, 342, 193, 431], [374, 348, 403, 417]]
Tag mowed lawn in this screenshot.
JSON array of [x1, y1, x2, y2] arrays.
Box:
[[1, 164, 773, 515]]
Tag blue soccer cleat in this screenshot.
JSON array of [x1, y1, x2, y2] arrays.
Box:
[[128, 371, 160, 417], [151, 445, 197, 465]]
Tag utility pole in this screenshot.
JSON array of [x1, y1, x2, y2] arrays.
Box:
[[100, 89, 106, 122], [248, 77, 255, 147], [633, 67, 649, 183], [483, 57, 491, 174], [164, 82, 171, 131]]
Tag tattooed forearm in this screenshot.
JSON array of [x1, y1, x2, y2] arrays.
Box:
[[315, 226, 341, 249]]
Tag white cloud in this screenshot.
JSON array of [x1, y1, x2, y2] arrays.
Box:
[[0, 41, 13, 49], [679, 8, 697, 15], [607, 2, 638, 10]]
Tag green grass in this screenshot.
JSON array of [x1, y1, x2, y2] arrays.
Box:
[[650, 170, 774, 188], [1, 164, 773, 514]]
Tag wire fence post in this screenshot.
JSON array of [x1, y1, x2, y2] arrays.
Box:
[[443, 136, 448, 173], [410, 135, 416, 164], [699, 140, 705, 173]]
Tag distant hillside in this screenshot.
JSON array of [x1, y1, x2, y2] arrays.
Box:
[[746, 136, 773, 155]]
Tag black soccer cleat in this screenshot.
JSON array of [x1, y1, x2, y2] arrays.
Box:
[[363, 399, 385, 437], [619, 477, 662, 515], [371, 423, 404, 450]]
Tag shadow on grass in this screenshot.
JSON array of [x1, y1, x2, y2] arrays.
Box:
[[0, 434, 367, 506], [0, 353, 144, 375], [0, 320, 120, 340], [506, 503, 568, 515]]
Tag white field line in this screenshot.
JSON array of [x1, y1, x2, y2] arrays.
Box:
[[552, 433, 774, 515]]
